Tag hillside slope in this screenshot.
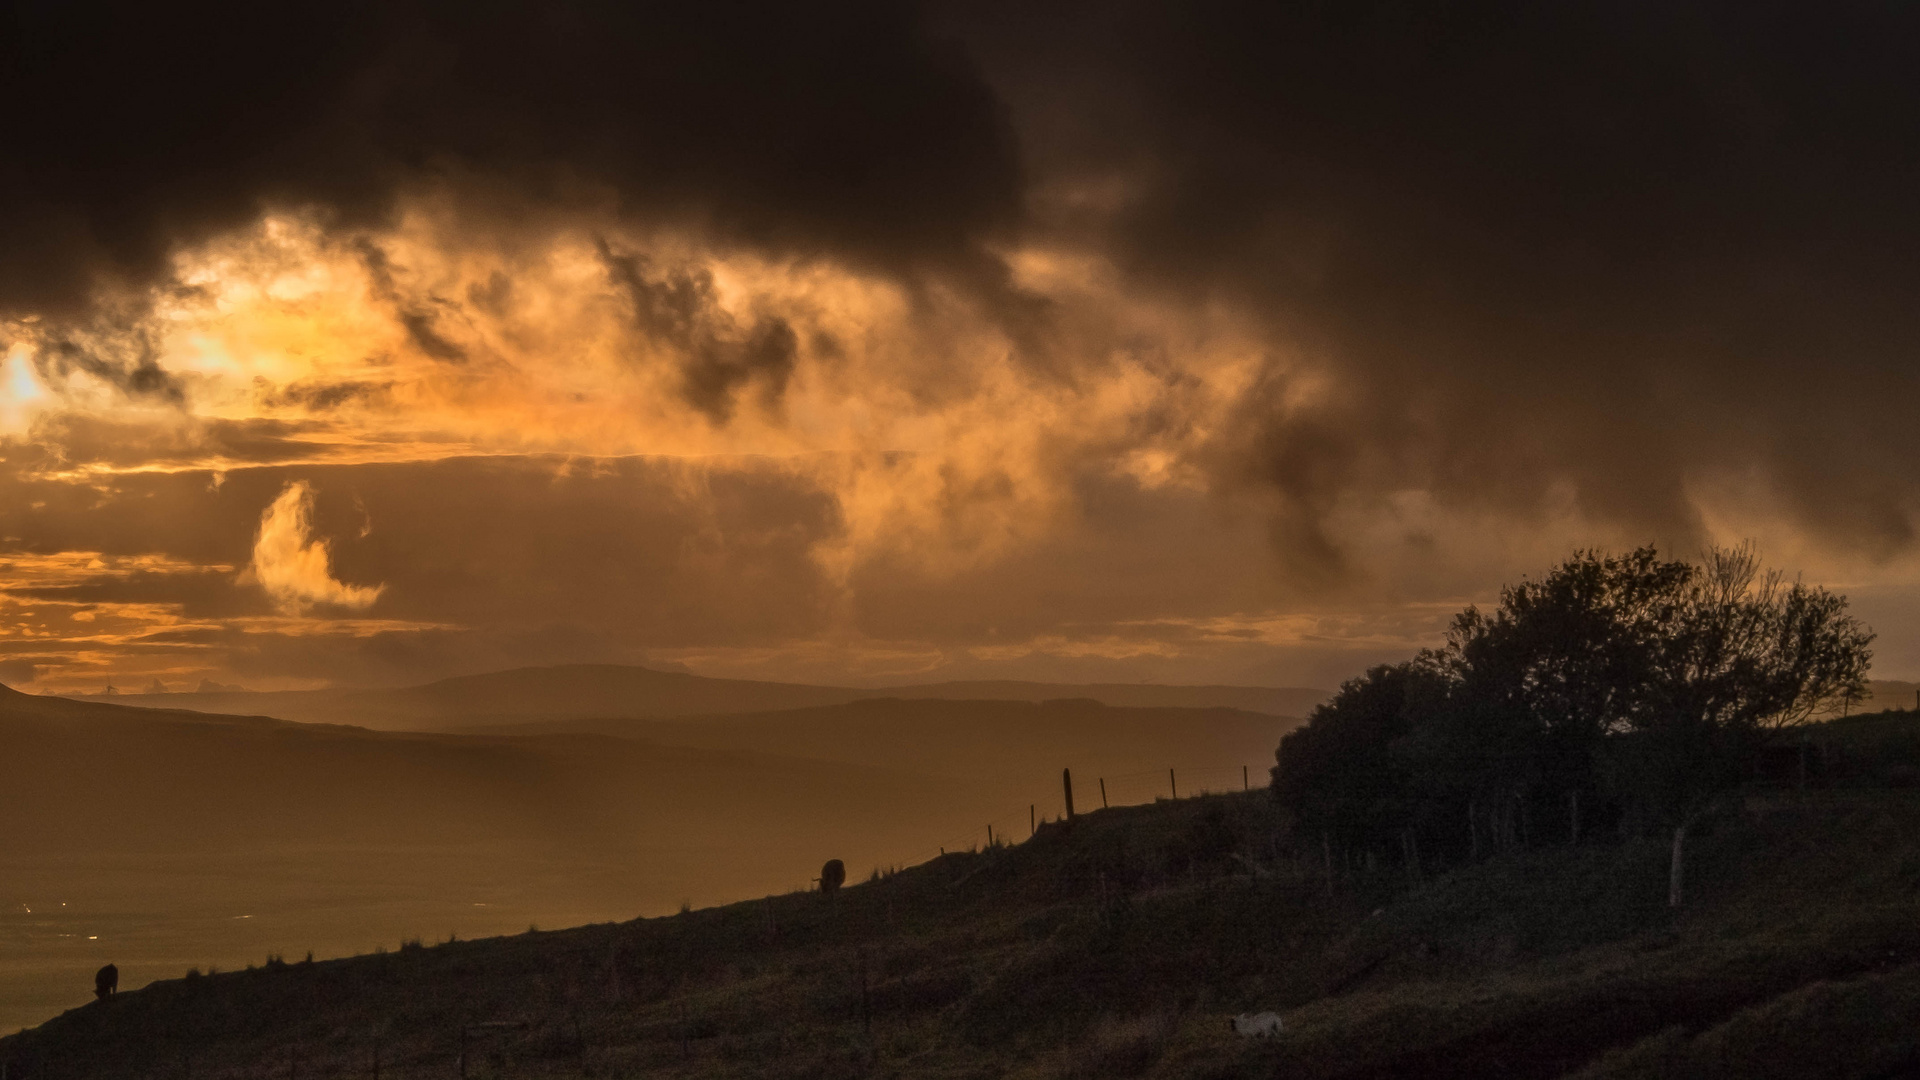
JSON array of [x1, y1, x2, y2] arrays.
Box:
[[12, 779, 1920, 1080]]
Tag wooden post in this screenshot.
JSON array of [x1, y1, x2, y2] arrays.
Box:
[[1099, 778, 1108, 808], [1169, 768, 1177, 799], [1030, 804, 1036, 836], [1063, 768, 1076, 819], [1243, 765, 1249, 791], [986, 823, 993, 848]]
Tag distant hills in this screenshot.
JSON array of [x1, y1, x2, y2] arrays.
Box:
[[482, 696, 1298, 801], [0, 681, 964, 862], [80, 664, 1329, 731]]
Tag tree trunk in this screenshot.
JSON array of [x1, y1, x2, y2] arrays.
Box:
[[1668, 820, 1689, 908]]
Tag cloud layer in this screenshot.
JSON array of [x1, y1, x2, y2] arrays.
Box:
[[3, 1, 1919, 691]]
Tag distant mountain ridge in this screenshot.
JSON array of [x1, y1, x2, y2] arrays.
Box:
[[75, 664, 1329, 731], [469, 696, 1302, 794]]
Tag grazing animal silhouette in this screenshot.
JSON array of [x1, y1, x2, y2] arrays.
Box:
[[94, 964, 118, 1000], [1231, 1011, 1283, 1037], [819, 859, 846, 894]]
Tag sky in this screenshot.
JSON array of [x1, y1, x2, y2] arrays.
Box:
[[3, 0, 1920, 694]]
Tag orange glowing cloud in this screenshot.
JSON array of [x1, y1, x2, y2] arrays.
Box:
[[247, 481, 385, 615]]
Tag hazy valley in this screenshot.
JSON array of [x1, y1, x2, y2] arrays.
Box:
[[0, 670, 1310, 1034]]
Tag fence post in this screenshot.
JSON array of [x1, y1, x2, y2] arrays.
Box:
[[987, 823, 994, 848], [1170, 768, 1177, 799], [1063, 768, 1076, 819], [1099, 778, 1108, 808], [1030, 804, 1036, 836], [1244, 765, 1249, 791]]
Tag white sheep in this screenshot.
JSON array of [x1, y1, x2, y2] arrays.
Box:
[[1230, 1011, 1284, 1038]]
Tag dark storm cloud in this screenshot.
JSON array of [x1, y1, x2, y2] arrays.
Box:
[[0, 0, 1021, 319], [255, 380, 396, 413], [29, 324, 185, 404], [952, 0, 1920, 566], [19, 414, 334, 471], [355, 239, 469, 363], [599, 242, 800, 423]]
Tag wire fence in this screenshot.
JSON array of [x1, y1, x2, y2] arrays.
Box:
[[858, 761, 1272, 878]]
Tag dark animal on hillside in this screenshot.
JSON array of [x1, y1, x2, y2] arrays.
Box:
[[94, 964, 117, 1000], [819, 859, 846, 894]]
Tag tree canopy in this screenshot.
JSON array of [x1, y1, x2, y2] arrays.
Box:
[[1272, 545, 1872, 881]]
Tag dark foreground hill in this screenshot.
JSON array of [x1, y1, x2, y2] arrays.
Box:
[[87, 664, 1327, 731], [12, 775, 1920, 1078]]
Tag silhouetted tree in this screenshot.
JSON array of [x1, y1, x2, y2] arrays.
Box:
[[1627, 545, 1872, 905], [819, 859, 846, 895], [1273, 661, 1447, 868], [1412, 548, 1693, 854], [1274, 545, 1872, 904]]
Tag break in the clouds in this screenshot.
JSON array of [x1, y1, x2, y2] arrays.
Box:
[[3, 1, 1920, 692]]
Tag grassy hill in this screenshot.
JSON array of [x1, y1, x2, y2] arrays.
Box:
[[11, 761, 1920, 1079]]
